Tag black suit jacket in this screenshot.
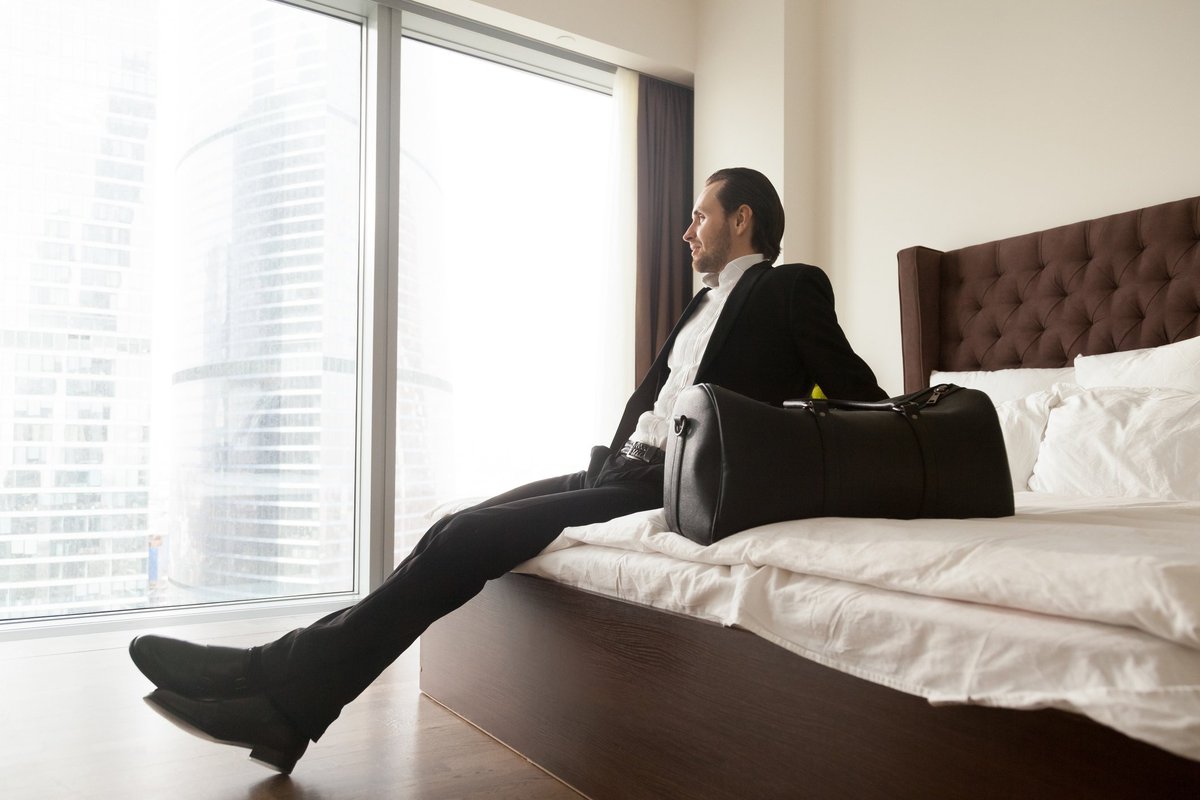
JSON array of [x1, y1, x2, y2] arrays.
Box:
[[608, 262, 886, 451]]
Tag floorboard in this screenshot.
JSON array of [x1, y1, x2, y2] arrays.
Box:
[[0, 616, 581, 800]]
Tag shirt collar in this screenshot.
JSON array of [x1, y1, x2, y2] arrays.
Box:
[[702, 253, 765, 296]]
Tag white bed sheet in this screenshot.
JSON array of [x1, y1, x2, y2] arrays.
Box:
[[514, 492, 1200, 762]]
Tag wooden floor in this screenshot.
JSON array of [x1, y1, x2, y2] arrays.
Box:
[[0, 615, 582, 800]]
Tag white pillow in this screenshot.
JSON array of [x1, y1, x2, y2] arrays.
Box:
[[931, 367, 1077, 405], [994, 387, 1073, 491], [1074, 336, 1200, 392], [1029, 386, 1200, 500]]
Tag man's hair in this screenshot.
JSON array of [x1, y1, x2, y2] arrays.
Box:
[[705, 167, 785, 263]]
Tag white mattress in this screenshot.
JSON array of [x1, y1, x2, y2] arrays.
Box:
[[514, 492, 1200, 762]]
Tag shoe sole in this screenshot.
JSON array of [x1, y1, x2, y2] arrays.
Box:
[[143, 693, 306, 774]]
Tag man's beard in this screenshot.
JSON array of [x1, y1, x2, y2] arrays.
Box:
[[693, 225, 731, 273]]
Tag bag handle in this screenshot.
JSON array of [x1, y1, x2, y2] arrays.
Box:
[[783, 383, 960, 415]]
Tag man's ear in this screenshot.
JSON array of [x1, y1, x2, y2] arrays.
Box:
[[732, 203, 754, 240]]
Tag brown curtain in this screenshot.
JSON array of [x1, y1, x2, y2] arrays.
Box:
[[635, 74, 694, 381]]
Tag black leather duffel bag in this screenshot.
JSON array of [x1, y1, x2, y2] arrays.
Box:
[[664, 383, 1014, 545]]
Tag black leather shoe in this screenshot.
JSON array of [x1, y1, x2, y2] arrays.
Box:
[[144, 689, 309, 774], [130, 635, 257, 699]]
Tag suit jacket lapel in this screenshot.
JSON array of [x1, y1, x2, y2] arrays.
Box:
[[609, 286, 712, 450], [695, 261, 770, 381], [646, 286, 710, 397]]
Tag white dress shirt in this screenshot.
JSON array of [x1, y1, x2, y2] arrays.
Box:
[[628, 253, 764, 449]]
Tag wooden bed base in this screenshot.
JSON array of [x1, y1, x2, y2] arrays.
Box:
[[422, 195, 1200, 799], [421, 573, 1200, 799]]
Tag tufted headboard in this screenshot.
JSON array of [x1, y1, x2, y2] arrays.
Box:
[[898, 195, 1200, 392]]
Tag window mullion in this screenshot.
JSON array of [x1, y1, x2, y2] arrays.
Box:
[[359, 4, 401, 593]]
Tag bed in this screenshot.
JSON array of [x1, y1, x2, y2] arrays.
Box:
[[420, 195, 1200, 799]]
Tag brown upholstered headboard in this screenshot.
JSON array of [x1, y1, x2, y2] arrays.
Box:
[[898, 195, 1200, 392]]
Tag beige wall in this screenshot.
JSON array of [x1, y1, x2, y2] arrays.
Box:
[[693, 0, 786, 208], [692, 0, 822, 264], [693, 0, 1200, 393], [818, 0, 1200, 393]]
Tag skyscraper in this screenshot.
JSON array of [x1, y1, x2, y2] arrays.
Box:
[[166, 1, 360, 600], [0, 0, 158, 616], [0, 0, 361, 618]]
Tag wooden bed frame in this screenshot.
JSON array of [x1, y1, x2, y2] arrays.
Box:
[[421, 195, 1200, 799]]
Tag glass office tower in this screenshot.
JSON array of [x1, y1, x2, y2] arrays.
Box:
[[0, 0, 361, 617], [0, 1, 159, 615], [165, 2, 360, 601]]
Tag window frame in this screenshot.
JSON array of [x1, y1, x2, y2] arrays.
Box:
[[0, 0, 619, 639]]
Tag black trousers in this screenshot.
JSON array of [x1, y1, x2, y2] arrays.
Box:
[[258, 449, 664, 740]]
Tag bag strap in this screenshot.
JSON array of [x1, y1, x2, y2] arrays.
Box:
[[897, 403, 938, 514], [669, 414, 690, 530], [805, 397, 832, 515], [783, 383, 960, 415]]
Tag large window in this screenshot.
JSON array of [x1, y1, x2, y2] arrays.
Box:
[[0, 0, 362, 618], [392, 33, 622, 557], [0, 1, 629, 623]]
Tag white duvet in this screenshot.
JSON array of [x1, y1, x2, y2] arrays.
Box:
[[515, 492, 1200, 762]]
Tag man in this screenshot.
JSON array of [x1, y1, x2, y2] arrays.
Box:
[[130, 167, 886, 774]]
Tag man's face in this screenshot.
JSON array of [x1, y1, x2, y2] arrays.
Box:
[[683, 181, 733, 275]]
